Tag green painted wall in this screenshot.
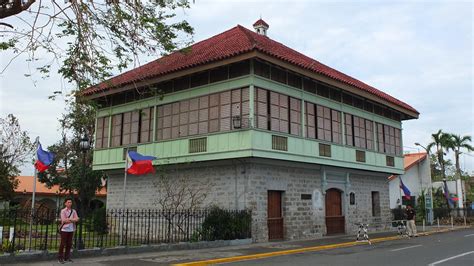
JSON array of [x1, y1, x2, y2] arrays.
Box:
[[93, 129, 403, 174], [92, 73, 406, 174]]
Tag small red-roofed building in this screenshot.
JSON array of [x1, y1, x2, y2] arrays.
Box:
[[388, 152, 432, 210], [3, 176, 106, 212]]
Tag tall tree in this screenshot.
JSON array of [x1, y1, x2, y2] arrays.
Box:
[[4, 1, 195, 216], [448, 134, 473, 178], [23, 1, 195, 217], [1, 1, 194, 89], [0, 114, 34, 201], [427, 130, 453, 181]]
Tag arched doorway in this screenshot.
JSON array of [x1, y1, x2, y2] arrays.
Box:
[[325, 188, 345, 235]]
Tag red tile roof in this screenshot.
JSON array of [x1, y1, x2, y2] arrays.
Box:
[[83, 25, 418, 114], [14, 176, 107, 197], [253, 19, 269, 27], [388, 152, 427, 180]]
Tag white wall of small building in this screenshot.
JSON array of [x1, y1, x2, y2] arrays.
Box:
[[389, 155, 431, 209]]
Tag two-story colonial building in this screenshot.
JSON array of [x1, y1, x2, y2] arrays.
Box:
[[83, 20, 419, 241]]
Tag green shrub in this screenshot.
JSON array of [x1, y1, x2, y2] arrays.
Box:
[[416, 191, 427, 224], [90, 207, 107, 235], [200, 207, 251, 241], [0, 240, 24, 253]]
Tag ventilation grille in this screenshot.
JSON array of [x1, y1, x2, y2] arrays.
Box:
[[386, 156, 395, 167], [319, 143, 331, 157], [356, 150, 366, 162], [272, 135, 288, 151], [189, 138, 207, 153]]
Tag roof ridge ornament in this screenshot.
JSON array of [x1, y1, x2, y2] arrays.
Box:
[[253, 18, 269, 36]]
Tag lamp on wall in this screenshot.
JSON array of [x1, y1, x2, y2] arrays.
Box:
[[232, 115, 242, 129]]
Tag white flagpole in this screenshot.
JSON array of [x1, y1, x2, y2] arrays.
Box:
[[398, 177, 403, 207], [120, 148, 129, 245], [28, 136, 39, 251], [122, 147, 129, 210]]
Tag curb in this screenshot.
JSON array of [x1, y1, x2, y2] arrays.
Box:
[[174, 227, 471, 266], [0, 238, 252, 264]]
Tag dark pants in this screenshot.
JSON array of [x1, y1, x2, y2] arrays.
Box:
[[58, 231, 74, 260]]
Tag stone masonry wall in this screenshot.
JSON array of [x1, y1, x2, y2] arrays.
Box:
[[345, 173, 391, 234], [245, 161, 324, 241], [105, 158, 391, 242]]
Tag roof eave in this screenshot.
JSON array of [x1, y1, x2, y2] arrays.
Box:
[[84, 48, 418, 119], [83, 51, 258, 101], [254, 52, 419, 120]]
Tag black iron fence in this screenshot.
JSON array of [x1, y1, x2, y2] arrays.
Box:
[[0, 208, 251, 253], [391, 207, 474, 225], [432, 208, 474, 219]]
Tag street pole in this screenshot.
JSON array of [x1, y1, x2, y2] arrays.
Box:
[[78, 134, 90, 250], [415, 143, 433, 224], [28, 136, 39, 251], [77, 149, 86, 249]]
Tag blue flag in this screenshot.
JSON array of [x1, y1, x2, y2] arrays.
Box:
[[399, 177, 411, 199], [34, 142, 55, 172], [443, 182, 455, 207]]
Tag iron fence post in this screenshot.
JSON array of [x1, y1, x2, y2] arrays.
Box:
[[125, 209, 129, 246], [9, 209, 17, 253]]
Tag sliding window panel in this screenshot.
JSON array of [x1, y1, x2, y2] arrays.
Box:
[[95, 117, 104, 149], [331, 110, 341, 144], [345, 114, 353, 146], [121, 112, 132, 146], [365, 119, 374, 150], [130, 111, 140, 144], [220, 91, 231, 131], [111, 114, 122, 147], [306, 102, 315, 139], [102, 116, 110, 148]]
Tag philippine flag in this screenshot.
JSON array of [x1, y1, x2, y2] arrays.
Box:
[[126, 151, 156, 175], [34, 143, 55, 172], [399, 177, 411, 199], [443, 182, 455, 206]]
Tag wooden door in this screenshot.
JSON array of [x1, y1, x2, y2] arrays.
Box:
[[325, 188, 345, 235], [267, 190, 284, 240]]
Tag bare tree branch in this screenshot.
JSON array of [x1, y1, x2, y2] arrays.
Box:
[[0, 0, 36, 19]]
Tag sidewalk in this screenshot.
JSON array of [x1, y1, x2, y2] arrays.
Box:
[[5, 225, 470, 265]]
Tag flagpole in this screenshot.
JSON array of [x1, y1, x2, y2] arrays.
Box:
[[122, 147, 129, 211], [398, 176, 403, 207], [120, 147, 129, 245], [28, 136, 39, 251]]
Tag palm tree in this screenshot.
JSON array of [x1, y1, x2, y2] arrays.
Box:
[[448, 134, 473, 178], [426, 130, 453, 181]]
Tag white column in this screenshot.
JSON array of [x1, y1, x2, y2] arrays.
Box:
[[456, 179, 463, 208]]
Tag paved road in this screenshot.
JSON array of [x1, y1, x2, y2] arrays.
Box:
[[17, 228, 474, 266], [230, 229, 474, 266]]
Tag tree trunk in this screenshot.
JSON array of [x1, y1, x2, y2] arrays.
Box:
[[455, 150, 461, 177]]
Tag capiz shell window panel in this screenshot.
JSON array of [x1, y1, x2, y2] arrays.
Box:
[[155, 88, 249, 141]]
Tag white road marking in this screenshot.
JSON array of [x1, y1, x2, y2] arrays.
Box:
[[464, 233, 474, 237], [390, 245, 422, 252], [428, 251, 474, 266]]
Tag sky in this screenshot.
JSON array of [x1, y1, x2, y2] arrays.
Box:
[[1, 0, 473, 175]]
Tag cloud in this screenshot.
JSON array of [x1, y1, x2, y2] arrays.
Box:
[[1, 0, 472, 174]]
